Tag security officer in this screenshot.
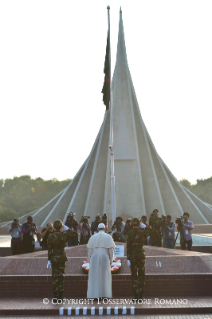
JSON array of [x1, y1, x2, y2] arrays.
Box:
[[126, 217, 149, 300], [149, 209, 162, 247], [47, 219, 78, 301]]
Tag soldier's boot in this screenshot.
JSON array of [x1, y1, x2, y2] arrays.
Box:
[[57, 291, 64, 302], [138, 291, 143, 300], [52, 293, 58, 303], [132, 294, 138, 302]]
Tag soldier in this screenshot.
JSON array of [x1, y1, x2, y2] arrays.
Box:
[[149, 209, 162, 247], [47, 219, 78, 301], [126, 217, 149, 300]]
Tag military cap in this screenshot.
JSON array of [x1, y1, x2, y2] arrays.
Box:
[[132, 217, 140, 226], [53, 219, 63, 229]]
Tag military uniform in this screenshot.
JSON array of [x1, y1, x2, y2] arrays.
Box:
[[149, 215, 162, 247], [126, 218, 150, 299], [48, 221, 78, 297]]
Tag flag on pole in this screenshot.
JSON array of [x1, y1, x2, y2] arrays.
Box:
[[101, 31, 111, 110]]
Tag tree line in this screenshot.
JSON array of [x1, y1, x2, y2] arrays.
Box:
[[0, 175, 212, 223], [179, 177, 212, 206], [0, 175, 71, 223]]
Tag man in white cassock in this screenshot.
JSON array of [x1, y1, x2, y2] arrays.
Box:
[[87, 223, 115, 298]]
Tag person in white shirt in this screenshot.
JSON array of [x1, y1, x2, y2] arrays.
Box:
[[8, 218, 22, 255]]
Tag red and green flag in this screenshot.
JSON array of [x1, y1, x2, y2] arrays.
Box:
[[101, 32, 111, 110]]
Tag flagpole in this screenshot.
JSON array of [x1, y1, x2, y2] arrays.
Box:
[[107, 6, 116, 224]]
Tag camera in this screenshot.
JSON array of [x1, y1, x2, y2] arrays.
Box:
[[126, 218, 132, 225], [112, 217, 122, 231], [31, 226, 37, 233], [175, 216, 184, 226], [160, 215, 167, 225], [101, 214, 108, 223], [80, 216, 90, 223], [12, 218, 19, 227], [67, 212, 76, 219]]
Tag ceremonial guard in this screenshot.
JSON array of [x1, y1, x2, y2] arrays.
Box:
[[47, 219, 78, 301], [126, 217, 149, 300]]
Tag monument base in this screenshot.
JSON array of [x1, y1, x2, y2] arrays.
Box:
[[0, 243, 212, 298]]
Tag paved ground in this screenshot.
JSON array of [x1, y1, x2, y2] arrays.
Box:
[[1, 234, 212, 248]]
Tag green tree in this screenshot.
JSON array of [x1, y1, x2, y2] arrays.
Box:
[[179, 178, 192, 190], [0, 207, 19, 222], [179, 176, 212, 205], [0, 175, 72, 222]]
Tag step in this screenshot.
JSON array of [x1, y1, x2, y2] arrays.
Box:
[[0, 297, 212, 316]]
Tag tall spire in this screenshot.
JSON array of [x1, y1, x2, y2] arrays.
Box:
[[114, 7, 128, 71]]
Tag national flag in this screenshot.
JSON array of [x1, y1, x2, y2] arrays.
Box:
[[101, 32, 110, 110]]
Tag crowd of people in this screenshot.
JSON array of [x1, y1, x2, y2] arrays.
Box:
[[8, 210, 194, 255]]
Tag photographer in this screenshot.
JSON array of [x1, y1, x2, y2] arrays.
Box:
[[140, 216, 151, 245], [101, 214, 108, 232], [40, 222, 54, 250], [65, 212, 79, 246], [8, 218, 22, 255], [140, 215, 151, 228], [91, 215, 101, 235], [34, 233, 42, 251], [149, 209, 162, 247], [111, 216, 125, 242], [79, 216, 91, 245], [160, 215, 175, 249], [21, 216, 38, 253], [178, 212, 194, 251]]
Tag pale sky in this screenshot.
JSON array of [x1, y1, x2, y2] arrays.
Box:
[[0, 0, 212, 185]]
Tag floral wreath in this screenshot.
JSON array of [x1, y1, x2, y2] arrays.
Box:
[[82, 257, 121, 274]]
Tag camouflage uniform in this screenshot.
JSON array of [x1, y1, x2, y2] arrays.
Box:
[[149, 215, 162, 247], [126, 218, 150, 299], [48, 220, 78, 297]]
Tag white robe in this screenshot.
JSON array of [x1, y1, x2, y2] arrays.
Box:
[[87, 231, 115, 298]]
